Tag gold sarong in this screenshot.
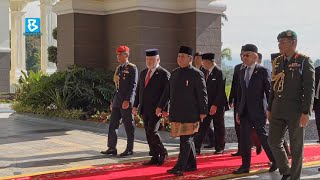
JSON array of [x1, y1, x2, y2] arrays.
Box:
[[170, 121, 199, 137]]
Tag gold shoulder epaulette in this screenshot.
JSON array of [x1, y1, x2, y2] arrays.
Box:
[[128, 63, 136, 67], [274, 54, 284, 62]]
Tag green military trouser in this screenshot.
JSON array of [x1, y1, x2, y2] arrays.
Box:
[[268, 116, 305, 180]]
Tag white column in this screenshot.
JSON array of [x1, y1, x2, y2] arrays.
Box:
[[40, 0, 57, 74], [10, 1, 27, 84]]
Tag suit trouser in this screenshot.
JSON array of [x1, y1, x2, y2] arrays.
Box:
[[314, 101, 320, 140], [235, 106, 262, 153], [195, 110, 226, 151], [174, 135, 197, 171], [107, 107, 135, 151], [268, 116, 304, 180], [240, 111, 275, 169], [205, 125, 215, 146], [250, 128, 261, 149], [233, 105, 241, 152], [142, 112, 167, 157]]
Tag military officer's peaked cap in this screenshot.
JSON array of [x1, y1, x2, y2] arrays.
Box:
[[242, 44, 258, 53], [146, 49, 159, 56], [271, 53, 281, 60], [116, 45, 130, 53], [277, 30, 297, 40], [179, 46, 193, 56], [202, 53, 215, 61]]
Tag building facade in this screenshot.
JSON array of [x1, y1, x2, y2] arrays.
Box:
[[53, 0, 227, 71]]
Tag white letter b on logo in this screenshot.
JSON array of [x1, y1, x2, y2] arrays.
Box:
[[27, 19, 38, 32]]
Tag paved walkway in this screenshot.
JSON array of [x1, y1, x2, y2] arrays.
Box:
[[0, 111, 319, 179]]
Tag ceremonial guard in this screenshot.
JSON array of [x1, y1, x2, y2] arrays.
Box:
[[268, 30, 315, 180], [101, 46, 138, 157]]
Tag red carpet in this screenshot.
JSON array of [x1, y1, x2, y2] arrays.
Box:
[[8, 145, 320, 180]]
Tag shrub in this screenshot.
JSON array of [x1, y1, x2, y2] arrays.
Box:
[[13, 66, 116, 119], [12, 102, 84, 120], [48, 46, 57, 64]]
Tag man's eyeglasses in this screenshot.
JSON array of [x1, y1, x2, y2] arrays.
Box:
[[241, 53, 250, 58]]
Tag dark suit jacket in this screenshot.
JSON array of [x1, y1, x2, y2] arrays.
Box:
[[237, 64, 271, 123], [206, 66, 228, 112], [133, 66, 170, 115], [229, 63, 243, 105], [158, 65, 208, 123], [313, 66, 320, 108]]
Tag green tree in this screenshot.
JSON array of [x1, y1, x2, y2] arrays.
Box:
[[221, 47, 233, 87], [26, 49, 40, 72], [25, 35, 41, 73], [48, 27, 57, 65], [221, 48, 232, 61]]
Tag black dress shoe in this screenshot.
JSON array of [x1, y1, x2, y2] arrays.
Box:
[[167, 168, 183, 176], [142, 160, 157, 165], [167, 168, 177, 174], [143, 156, 158, 165], [231, 152, 240, 156], [100, 148, 117, 155], [256, 145, 262, 155], [214, 150, 224, 154], [233, 167, 250, 174], [203, 145, 214, 148], [281, 174, 290, 180], [268, 162, 278, 172], [158, 152, 168, 165], [119, 150, 133, 157]]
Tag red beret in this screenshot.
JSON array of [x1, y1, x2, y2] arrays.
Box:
[[116, 46, 130, 53]]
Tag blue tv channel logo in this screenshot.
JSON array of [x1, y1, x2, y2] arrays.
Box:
[[25, 18, 40, 33]]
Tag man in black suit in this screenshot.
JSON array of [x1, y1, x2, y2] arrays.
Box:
[[233, 44, 277, 174], [313, 65, 320, 143], [157, 46, 208, 176], [229, 47, 262, 156], [195, 53, 226, 154], [194, 52, 215, 148], [132, 49, 170, 165]]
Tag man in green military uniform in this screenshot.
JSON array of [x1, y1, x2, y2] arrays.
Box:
[[267, 30, 315, 180]]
